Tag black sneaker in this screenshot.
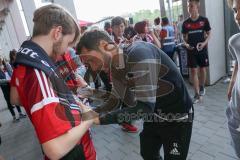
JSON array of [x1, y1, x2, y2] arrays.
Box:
[[192, 94, 200, 104], [199, 86, 206, 96]]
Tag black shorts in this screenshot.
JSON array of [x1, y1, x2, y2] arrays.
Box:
[[187, 51, 209, 68]]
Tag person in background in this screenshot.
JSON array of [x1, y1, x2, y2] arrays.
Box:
[[124, 23, 136, 42], [123, 17, 136, 42], [133, 21, 153, 43], [177, 15, 184, 43], [2, 58, 12, 77], [226, 0, 240, 158], [154, 17, 162, 41], [182, 0, 211, 103], [0, 57, 26, 122], [111, 16, 127, 44], [104, 21, 112, 36], [9, 49, 17, 67], [160, 17, 176, 60], [133, 20, 161, 48]]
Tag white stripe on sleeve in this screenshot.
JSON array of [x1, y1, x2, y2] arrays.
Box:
[[34, 69, 47, 99], [41, 71, 52, 97], [31, 97, 59, 114]]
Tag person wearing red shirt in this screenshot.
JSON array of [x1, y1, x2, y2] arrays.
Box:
[[10, 4, 98, 160]]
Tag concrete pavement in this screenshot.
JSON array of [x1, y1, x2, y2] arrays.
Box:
[[0, 79, 239, 160]]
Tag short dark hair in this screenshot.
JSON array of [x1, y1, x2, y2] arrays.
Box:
[[77, 30, 114, 54], [111, 16, 126, 27], [154, 17, 160, 25], [161, 17, 169, 25], [104, 22, 111, 30], [9, 49, 17, 64]]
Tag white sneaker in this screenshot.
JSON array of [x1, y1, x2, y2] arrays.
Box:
[[192, 94, 200, 104], [199, 86, 206, 96]]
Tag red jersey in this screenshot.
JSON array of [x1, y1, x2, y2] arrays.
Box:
[[11, 65, 96, 160]]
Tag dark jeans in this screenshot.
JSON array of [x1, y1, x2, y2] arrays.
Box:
[[1, 83, 22, 117], [140, 121, 193, 160]]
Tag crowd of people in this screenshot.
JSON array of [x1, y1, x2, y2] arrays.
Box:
[[0, 0, 239, 159]]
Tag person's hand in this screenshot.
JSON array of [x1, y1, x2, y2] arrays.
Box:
[[78, 102, 91, 112], [78, 102, 99, 121], [80, 100, 100, 124], [93, 117, 100, 125], [77, 86, 93, 98], [185, 43, 195, 50], [196, 42, 206, 51]]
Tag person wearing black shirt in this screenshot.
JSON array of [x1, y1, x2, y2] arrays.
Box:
[[77, 30, 194, 160], [182, 0, 211, 104]]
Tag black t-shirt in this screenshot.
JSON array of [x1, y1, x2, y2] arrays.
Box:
[[182, 16, 211, 52], [99, 41, 193, 124]]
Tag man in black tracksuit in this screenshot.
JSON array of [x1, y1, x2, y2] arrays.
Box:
[[77, 30, 193, 160]]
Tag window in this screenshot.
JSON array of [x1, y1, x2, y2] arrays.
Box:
[[16, 0, 30, 37]]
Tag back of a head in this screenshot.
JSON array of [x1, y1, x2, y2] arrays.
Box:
[[104, 22, 111, 30], [77, 30, 113, 54], [134, 21, 147, 34], [124, 26, 137, 40], [32, 4, 80, 45], [161, 17, 169, 26], [154, 17, 161, 26], [111, 16, 126, 27]]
